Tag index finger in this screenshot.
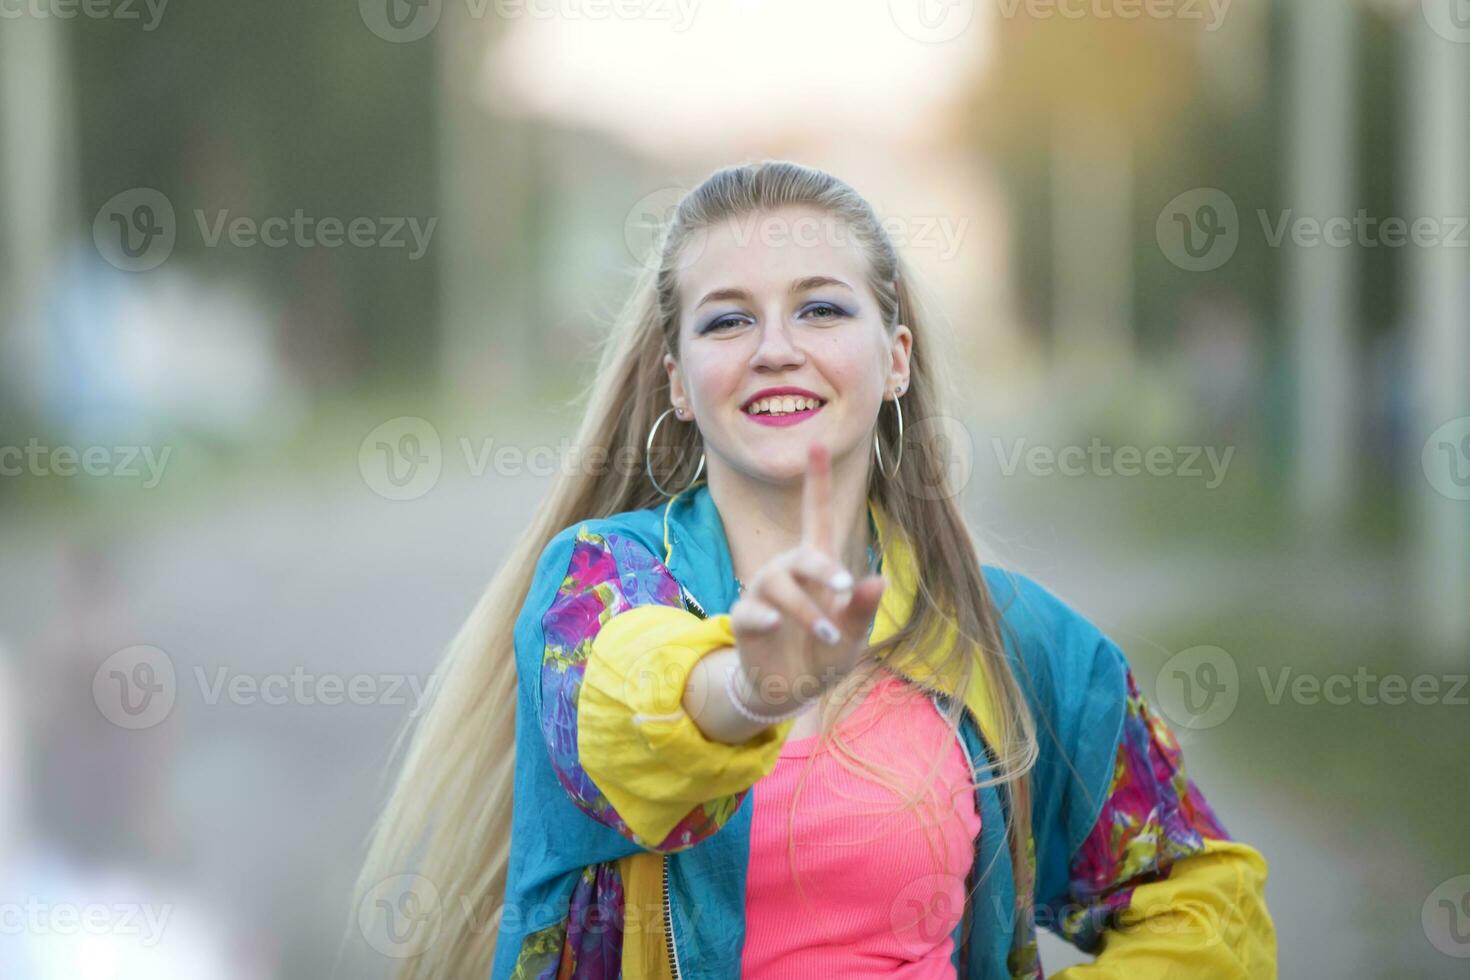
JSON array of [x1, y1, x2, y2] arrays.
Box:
[[801, 440, 838, 556]]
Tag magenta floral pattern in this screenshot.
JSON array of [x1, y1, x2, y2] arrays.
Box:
[[1057, 665, 1231, 950], [539, 525, 752, 853]]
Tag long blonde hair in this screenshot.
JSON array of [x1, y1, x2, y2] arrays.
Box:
[[352, 160, 1039, 978]]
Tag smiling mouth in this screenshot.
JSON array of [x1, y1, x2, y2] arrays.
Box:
[[742, 395, 827, 418]]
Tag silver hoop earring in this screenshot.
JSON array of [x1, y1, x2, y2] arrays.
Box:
[[645, 407, 706, 497], [874, 391, 904, 480]]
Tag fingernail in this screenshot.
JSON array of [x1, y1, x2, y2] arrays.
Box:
[[830, 570, 853, 591], [814, 619, 841, 645], [756, 608, 780, 628]]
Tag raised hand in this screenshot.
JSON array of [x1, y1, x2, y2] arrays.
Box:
[[727, 441, 887, 717]]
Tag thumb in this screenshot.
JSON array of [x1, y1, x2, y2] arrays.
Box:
[[834, 574, 885, 637]]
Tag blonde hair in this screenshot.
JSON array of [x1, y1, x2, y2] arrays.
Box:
[[352, 160, 1039, 978]]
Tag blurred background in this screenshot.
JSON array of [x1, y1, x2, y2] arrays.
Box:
[[1, 0, 1467, 976]]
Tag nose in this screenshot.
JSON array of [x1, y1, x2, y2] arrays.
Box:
[[749, 316, 806, 371]]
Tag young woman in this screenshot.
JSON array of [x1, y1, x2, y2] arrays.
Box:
[[355, 160, 1277, 979]]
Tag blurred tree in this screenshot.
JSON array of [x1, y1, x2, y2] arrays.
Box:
[[67, 1, 440, 389]]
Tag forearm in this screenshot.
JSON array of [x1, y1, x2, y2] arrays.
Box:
[[682, 646, 779, 745]]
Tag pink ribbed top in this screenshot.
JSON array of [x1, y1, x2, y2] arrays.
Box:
[[741, 673, 981, 978]]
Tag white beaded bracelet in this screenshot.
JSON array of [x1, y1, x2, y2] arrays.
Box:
[[724, 665, 817, 726]]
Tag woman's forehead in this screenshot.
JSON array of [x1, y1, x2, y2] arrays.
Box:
[[677, 213, 872, 305]]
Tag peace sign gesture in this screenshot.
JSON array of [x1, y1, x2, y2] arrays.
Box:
[[727, 441, 887, 719]]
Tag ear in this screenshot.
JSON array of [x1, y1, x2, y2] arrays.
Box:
[[663, 352, 689, 417], [888, 324, 913, 394]]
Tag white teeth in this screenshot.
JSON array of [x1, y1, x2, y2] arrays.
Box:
[[745, 396, 823, 416]]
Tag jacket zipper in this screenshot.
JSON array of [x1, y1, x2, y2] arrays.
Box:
[[661, 852, 684, 979], [931, 689, 981, 977]]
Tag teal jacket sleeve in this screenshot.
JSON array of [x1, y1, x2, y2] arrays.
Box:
[[988, 570, 1276, 978]]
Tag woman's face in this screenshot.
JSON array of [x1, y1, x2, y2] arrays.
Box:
[[664, 205, 912, 486]]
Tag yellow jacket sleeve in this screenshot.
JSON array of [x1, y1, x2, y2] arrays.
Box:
[[1052, 838, 1276, 978], [579, 605, 792, 850]]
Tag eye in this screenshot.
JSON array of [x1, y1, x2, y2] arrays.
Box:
[[802, 301, 848, 322], [703, 314, 748, 334]]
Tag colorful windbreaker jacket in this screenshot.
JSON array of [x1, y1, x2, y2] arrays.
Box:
[[491, 480, 1277, 979]]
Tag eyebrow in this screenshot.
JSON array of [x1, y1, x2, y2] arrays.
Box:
[[693, 275, 854, 310]]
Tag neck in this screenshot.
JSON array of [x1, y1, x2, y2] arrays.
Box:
[[706, 452, 873, 587]]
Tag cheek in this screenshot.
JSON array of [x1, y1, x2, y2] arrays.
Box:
[[682, 352, 743, 408], [815, 339, 884, 393]]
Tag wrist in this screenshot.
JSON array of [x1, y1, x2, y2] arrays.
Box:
[[724, 664, 817, 726]]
